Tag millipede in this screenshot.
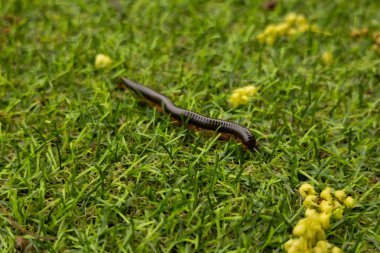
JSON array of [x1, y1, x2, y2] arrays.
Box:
[[119, 77, 257, 150]]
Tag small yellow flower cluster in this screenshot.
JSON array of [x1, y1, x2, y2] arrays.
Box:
[[372, 32, 380, 53], [285, 183, 356, 253], [321, 51, 333, 65], [228, 85, 258, 107], [350, 28, 369, 38], [257, 13, 320, 45], [349, 28, 380, 54], [95, 54, 113, 69]]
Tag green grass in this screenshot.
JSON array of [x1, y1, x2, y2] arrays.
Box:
[[1, 0, 379, 252]]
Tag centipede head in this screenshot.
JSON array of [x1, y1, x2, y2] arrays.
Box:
[[245, 136, 257, 151]]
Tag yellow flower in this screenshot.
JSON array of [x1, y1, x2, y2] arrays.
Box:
[[332, 207, 344, 220], [372, 44, 380, 53], [302, 214, 325, 243], [284, 239, 297, 251], [334, 190, 346, 202], [297, 23, 310, 33], [316, 229, 326, 243], [285, 183, 358, 253], [228, 85, 258, 107], [287, 28, 298, 36], [240, 86, 258, 96], [257, 33, 266, 43], [343, 196, 356, 208], [264, 25, 277, 35], [295, 15, 307, 26], [321, 51, 333, 65], [288, 238, 308, 253], [303, 195, 318, 208], [331, 247, 342, 253], [275, 23, 290, 35], [305, 208, 318, 217], [332, 199, 341, 209], [95, 54, 113, 69], [319, 213, 331, 229], [314, 240, 329, 253], [228, 93, 242, 107], [299, 183, 316, 198], [319, 200, 333, 214], [310, 24, 321, 33], [320, 187, 333, 202], [285, 13, 298, 25], [293, 218, 307, 236], [258, 13, 321, 46], [265, 35, 276, 45], [372, 32, 380, 54], [373, 32, 380, 44], [350, 28, 368, 38]]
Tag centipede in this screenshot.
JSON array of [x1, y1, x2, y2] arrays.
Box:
[[119, 77, 257, 150]]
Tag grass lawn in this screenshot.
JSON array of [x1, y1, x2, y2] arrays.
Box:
[[1, 0, 379, 252]]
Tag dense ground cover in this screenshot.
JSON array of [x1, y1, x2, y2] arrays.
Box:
[[0, 0, 379, 252]]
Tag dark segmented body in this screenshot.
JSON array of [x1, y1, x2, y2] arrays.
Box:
[[121, 77, 256, 150]]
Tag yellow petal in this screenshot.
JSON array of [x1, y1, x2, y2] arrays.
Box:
[[228, 93, 243, 107], [292, 219, 307, 236], [244, 85, 258, 96], [285, 13, 298, 25], [284, 239, 296, 251], [290, 238, 308, 252], [332, 207, 344, 220], [331, 247, 342, 253], [319, 200, 333, 214], [95, 54, 113, 69], [321, 52, 333, 65], [295, 15, 307, 25], [274, 23, 290, 35], [265, 36, 276, 45], [264, 25, 277, 35], [305, 208, 318, 218], [319, 212, 331, 229], [320, 187, 333, 202], [299, 183, 316, 198], [303, 195, 318, 208], [343, 196, 356, 208], [315, 240, 329, 252], [257, 33, 266, 43], [334, 190, 346, 202]]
